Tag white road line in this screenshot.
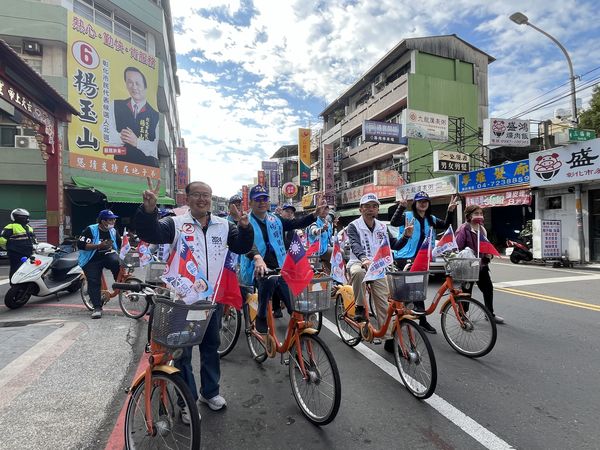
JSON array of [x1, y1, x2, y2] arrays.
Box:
[[495, 274, 600, 288], [0, 279, 9, 286], [322, 318, 514, 450]]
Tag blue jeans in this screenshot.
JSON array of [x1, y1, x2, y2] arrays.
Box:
[[175, 303, 223, 401], [256, 276, 291, 319]]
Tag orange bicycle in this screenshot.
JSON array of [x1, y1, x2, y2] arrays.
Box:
[[423, 255, 497, 357], [80, 250, 149, 318], [245, 270, 341, 425], [335, 270, 437, 399], [113, 281, 215, 449]]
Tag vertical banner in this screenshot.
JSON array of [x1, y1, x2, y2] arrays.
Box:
[[269, 168, 279, 205], [322, 143, 335, 206], [242, 185, 249, 211], [257, 170, 266, 187], [175, 147, 188, 205], [67, 12, 160, 179], [298, 128, 311, 186]]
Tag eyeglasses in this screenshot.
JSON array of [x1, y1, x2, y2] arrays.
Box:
[[253, 197, 270, 203], [188, 192, 211, 200]]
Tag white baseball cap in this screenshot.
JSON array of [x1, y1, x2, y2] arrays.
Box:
[[359, 193, 380, 205]]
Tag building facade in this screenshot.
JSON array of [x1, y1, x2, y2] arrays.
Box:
[[0, 0, 181, 241]]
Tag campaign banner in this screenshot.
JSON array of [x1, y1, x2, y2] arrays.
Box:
[[257, 170, 266, 187], [458, 160, 529, 193], [298, 128, 311, 186], [67, 12, 160, 179]]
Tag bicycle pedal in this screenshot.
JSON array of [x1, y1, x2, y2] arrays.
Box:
[[144, 343, 151, 353], [281, 353, 290, 366]]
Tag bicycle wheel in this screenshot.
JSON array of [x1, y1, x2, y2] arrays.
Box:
[[245, 315, 267, 363], [125, 371, 201, 450], [218, 306, 242, 358], [334, 294, 361, 347], [118, 277, 149, 319], [440, 297, 497, 358], [394, 319, 437, 399], [289, 334, 341, 425], [308, 312, 323, 334], [80, 277, 93, 311]]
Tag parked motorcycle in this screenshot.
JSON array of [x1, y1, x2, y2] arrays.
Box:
[[506, 237, 533, 264], [4, 243, 83, 309]]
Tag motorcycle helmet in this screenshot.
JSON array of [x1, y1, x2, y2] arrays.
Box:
[[158, 208, 176, 218], [11, 208, 30, 224]]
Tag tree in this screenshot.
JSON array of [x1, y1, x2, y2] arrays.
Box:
[[578, 85, 600, 134]]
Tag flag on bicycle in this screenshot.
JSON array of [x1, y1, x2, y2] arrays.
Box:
[[281, 232, 314, 296], [306, 239, 321, 257], [161, 235, 214, 304], [364, 234, 393, 282], [119, 229, 131, 260], [214, 250, 243, 310], [137, 240, 153, 267], [330, 240, 347, 284], [410, 229, 434, 272], [477, 228, 501, 257], [432, 225, 458, 258]]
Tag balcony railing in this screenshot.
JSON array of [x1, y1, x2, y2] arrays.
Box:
[[341, 141, 406, 171]]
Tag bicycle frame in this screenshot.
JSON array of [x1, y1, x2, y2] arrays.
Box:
[[99, 265, 134, 301], [425, 274, 472, 327]]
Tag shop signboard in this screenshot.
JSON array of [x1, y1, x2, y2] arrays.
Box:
[[261, 161, 278, 171], [568, 129, 596, 142], [341, 183, 397, 204], [362, 120, 407, 144], [176, 147, 188, 190], [532, 219, 562, 259], [396, 176, 456, 200], [298, 128, 311, 186], [374, 169, 404, 187], [282, 182, 298, 198], [458, 160, 529, 193], [433, 150, 469, 173], [323, 144, 335, 204], [465, 189, 531, 208], [67, 12, 160, 179], [529, 139, 600, 187], [483, 118, 530, 147], [401, 109, 448, 142], [241, 185, 249, 211]]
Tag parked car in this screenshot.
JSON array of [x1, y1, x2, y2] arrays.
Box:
[[385, 223, 446, 277]]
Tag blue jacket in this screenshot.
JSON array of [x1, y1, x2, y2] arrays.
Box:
[[78, 224, 118, 267]]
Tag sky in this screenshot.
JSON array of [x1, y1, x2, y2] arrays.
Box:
[[170, 0, 600, 197]]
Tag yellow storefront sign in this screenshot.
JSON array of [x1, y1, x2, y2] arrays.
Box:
[[67, 12, 160, 179], [298, 128, 311, 187]]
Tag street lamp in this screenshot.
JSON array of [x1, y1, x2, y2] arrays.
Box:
[[509, 12, 578, 125], [510, 12, 586, 264]]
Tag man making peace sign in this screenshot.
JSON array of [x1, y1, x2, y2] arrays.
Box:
[[135, 178, 253, 419]]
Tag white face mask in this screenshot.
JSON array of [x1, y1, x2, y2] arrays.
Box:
[[106, 224, 115, 230]]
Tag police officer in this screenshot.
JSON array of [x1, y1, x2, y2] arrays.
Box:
[[0, 209, 37, 281]]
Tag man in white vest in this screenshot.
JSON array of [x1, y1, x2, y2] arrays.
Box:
[[135, 178, 253, 422], [346, 193, 411, 353]]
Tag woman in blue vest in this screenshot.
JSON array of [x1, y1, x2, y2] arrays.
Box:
[[77, 210, 122, 319], [390, 191, 458, 333], [307, 205, 334, 273]]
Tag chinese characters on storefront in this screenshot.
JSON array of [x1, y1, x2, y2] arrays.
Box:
[[465, 189, 531, 208], [458, 160, 530, 193], [483, 118, 530, 147], [402, 109, 448, 142], [433, 150, 469, 173]]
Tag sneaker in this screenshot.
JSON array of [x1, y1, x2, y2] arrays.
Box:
[[354, 305, 366, 323], [273, 309, 283, 319], [419, 319, 437, 334], [384, 339, 394, 353], [199, 394, 227, 411], [372, 338, 382, 345], [91, 309, 102, 319], [180, 406, 191, 425], [493, 315, 505, 324], [255, 316, 268, 334]]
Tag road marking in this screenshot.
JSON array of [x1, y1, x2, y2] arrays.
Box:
[[322, 318, 513, 450], [0, 279, 9, 286], [0, 321, 86, 410], [495, 274, 600, 288], [496, 287, 600, 312]]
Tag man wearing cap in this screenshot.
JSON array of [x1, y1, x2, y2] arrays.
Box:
[[241, 185, 329, 332], [226, 195, 243, 224], [347, 193, 413, 352], [308, 204, 334, 272], [389, 190, 458, 333], [77, 210, 122, 319], [278, 203, 296, 250]]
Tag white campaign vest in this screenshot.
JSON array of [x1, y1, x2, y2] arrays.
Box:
[[170, 212, 230, 287], [347, 217, 388, 268]]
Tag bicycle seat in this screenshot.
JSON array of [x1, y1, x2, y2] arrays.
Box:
[[50, 251, 80, 270]]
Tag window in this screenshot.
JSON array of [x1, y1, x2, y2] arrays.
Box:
[[546, 196, 562, 210], [0, 126, 17, 147], [6, 45, 42, 74], [73, 0, 148, 50]]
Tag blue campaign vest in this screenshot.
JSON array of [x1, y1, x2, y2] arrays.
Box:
[[78, 224, 118, 267], [393, 211, 438, 259], [308, 216, 332, 256], [240, 213, 286, 285]]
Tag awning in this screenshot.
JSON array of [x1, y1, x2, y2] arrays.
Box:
[[72, 176, 175, 205], [337, 202, 396, 218]]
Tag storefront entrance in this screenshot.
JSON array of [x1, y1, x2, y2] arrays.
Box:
[[590, 189, 600, 261]]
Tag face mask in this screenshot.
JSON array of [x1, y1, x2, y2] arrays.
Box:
[[471, 217, 484, 225], [106, 224, 115, 230]]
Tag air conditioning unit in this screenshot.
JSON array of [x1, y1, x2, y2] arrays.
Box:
[[345, 181, 352, 188], [374, 73, 386, 87], [15, 136, 38, 149], [23, 40, 42, 56]]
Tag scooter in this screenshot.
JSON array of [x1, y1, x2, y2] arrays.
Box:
[[506, 237, 533, 264], [4, 243, 84, 309]]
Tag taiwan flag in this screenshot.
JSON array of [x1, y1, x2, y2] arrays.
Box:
[[306, 239, 321, 257], [432, 226, 458, 258], [178, 238, 198, 284], [329, 240, 347, 284], [364, 235, 393, 282], [119, 229, 131, 260], [214, 251, 243, 310], [410, 229, 434, 272], [478, 230, 501, 257], [281, 232, 314, 296]]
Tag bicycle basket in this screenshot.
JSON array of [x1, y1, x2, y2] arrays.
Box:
[[122, 251, 140, 268], [145, 261, 167, 284], [386, 271, 429, 302], [445, 258, 480, 282], [289, 277, 332, 314], [151, 297, 216, 348]]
